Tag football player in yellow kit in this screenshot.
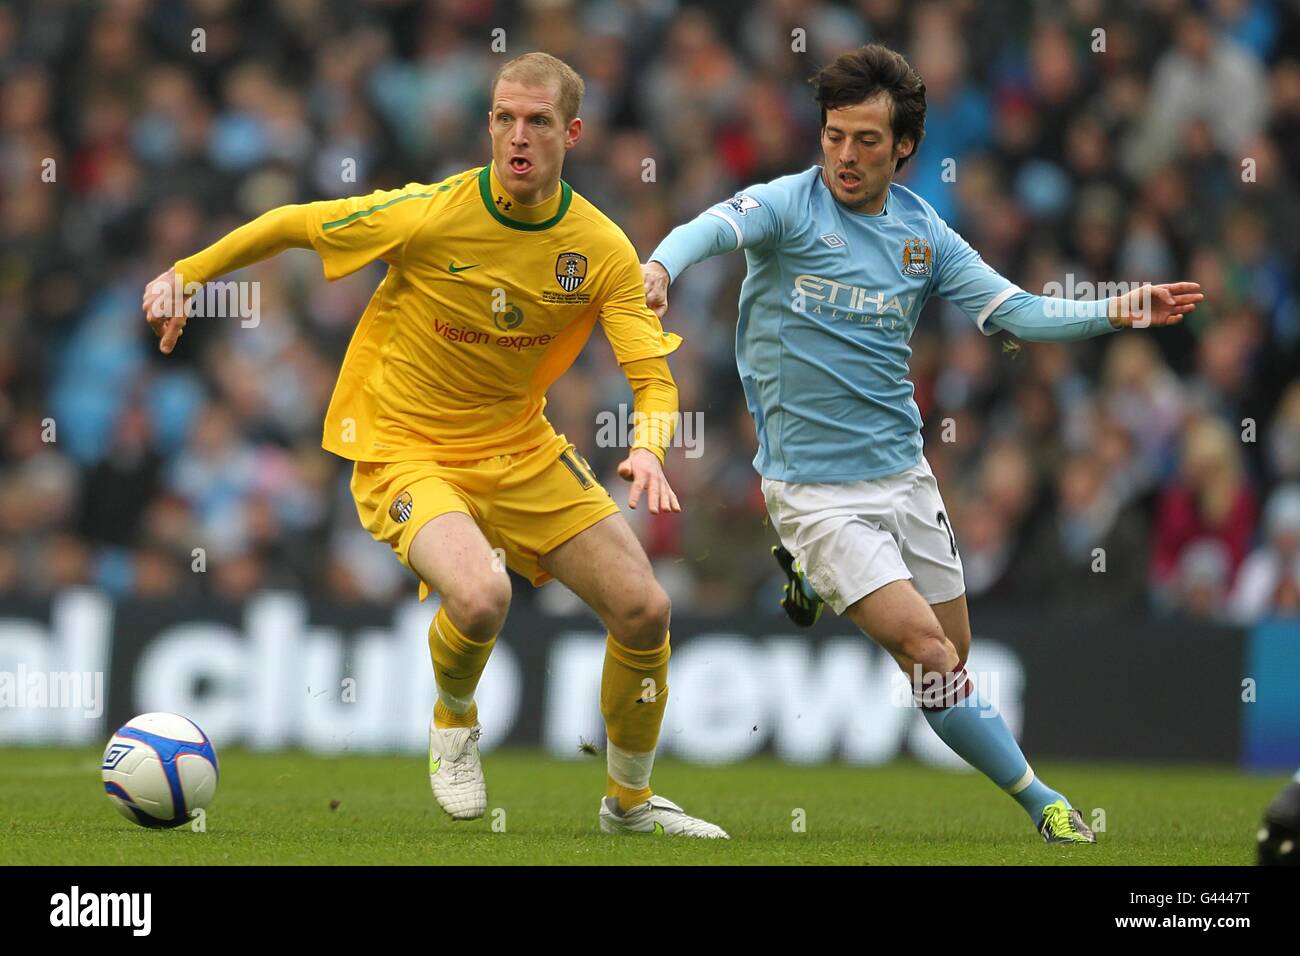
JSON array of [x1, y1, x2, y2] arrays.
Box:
[[142, 52, 726, 838]]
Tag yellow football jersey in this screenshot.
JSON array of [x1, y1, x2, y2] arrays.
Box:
[[305, 163, 682, 462]]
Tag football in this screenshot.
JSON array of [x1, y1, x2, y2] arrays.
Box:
[[101, 713, 220, 829]]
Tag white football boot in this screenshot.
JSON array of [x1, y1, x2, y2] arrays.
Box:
[[599, 794, 729, 839], [428, 720, 486, 820]]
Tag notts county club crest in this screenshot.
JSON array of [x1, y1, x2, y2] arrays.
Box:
[[389, 491, 413, 524], [555, 252, 587, 292], [901, 238, 933, 277]]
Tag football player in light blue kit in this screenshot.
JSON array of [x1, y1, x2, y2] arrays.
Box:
[[644, 44, 1203, 844]]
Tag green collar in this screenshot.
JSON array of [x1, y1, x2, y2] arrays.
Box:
[[478, 165, 572, 231]]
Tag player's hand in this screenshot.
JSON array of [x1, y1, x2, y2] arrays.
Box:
[[617, 447, 680, 515], [1109, 282, 1203, 329], [641, 261, 670, 320], [142, 268, 189, 354]]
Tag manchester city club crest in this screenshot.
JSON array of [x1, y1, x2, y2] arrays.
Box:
[[389, 491, 413, 523], [555, 251, 588, 292], [901, 237, 933, 277]]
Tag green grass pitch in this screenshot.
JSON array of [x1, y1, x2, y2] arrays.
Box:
[[0, 748, 1285, 865]]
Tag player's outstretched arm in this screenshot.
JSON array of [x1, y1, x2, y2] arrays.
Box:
[[639, 221, 733, 320], [642, 193, 777, 319], [982, 281, 1204, 342], [933, 216, 1203, 341], [142, 204, 314, 353]]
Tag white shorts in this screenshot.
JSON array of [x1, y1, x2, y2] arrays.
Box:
[[761, 457, 966, 614]]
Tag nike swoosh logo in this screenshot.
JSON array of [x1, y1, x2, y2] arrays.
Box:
[[429, 755, 441, 775], [448, 262, 479, 273]]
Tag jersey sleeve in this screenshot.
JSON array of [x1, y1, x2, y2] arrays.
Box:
[[305, 184, 436, 280], [173, 204, 312, 286], [984, 289, 1119, 341], [600, 242, 684, 364], [702, 180, 788, 254], [648, 179, 789, 282], [623, 355, 679, 466], [929, 215, 1023, 334]]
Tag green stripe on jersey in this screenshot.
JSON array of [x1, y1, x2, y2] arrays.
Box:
[[322, 192, 435, 231]]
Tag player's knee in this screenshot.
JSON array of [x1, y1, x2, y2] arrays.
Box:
[[615, 585, 671, 649], [894, 621, 951, 673], [443, 581, 511, 640]]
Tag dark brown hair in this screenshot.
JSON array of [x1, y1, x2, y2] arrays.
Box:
[[810, 44, 927, 171]]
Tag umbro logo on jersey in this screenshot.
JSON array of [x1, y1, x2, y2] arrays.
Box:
[[448, 262, 480, 273], [820, 233, 846, 248]]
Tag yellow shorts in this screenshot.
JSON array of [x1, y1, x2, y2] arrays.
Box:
[[350, 432, 621, 600]]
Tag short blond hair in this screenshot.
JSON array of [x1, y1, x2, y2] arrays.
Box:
[[490, 52, 585, 123]]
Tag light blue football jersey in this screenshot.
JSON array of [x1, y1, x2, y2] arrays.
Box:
[[652, 166, 1028, 482]]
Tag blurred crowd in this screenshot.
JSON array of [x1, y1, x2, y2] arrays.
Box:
[[1, 0, 1299, 624]]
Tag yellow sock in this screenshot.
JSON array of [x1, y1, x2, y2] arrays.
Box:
[[601, 632, 669, 810], [433, 699, 478, 729], [607, 776, 653, 812], [428, 606, 495, 729]]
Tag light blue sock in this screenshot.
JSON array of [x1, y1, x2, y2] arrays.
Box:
[[919, 669, 1069, 825]]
